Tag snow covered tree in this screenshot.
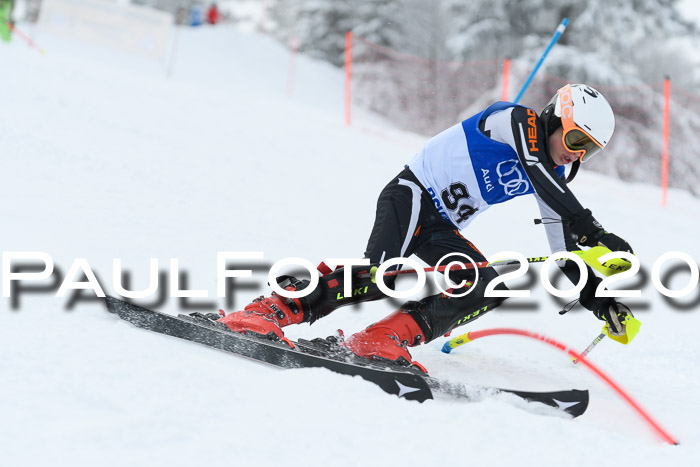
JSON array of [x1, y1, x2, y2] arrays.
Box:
[[269, 0, 449, 66], [443, 0, 697, 88], [267, 0, 700, 193], [268, 0, 358, 66]]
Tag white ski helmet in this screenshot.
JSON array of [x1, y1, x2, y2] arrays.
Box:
[[541, 83, 615, 163]]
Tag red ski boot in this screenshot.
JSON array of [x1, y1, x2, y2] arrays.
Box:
[[344, 310, 427, 373], [218, 288, 305, 347]]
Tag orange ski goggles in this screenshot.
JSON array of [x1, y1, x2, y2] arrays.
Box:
[[559, 85, 604, 162]]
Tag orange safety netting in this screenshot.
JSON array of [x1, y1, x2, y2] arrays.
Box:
[[351, 36, 699, 196]]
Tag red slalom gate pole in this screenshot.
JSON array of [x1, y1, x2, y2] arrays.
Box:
[[661, 76, 671, 206], [166, 24, 180, 78], [7, 23, 45, 54], [450, 328, 679, 445], [258, 0, 269, 33], [286, 35, 299, 98], [344, 31, 353, 126], [501, 57, 511, 101]]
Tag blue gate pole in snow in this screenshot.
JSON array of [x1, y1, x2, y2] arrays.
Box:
[[513, 18, 569, 104]]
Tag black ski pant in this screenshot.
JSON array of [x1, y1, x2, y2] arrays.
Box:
[[299, 168, 507, 342]]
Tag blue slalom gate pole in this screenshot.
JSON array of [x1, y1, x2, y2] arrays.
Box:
[[513, 18, 569, 104]]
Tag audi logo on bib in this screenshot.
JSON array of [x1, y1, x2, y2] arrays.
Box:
[[497, 159, 530, 196]]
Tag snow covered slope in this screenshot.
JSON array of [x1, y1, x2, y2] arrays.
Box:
[[1, 24, 699, 466]]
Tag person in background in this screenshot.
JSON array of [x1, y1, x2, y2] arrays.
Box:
[[175, 6, 188, 26], [207, 3, 221, 25], [0, 0, 15, 42], [190, 3, 203, 27]]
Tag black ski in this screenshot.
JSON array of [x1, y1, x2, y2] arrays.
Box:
[[104, 296, 589, 417]]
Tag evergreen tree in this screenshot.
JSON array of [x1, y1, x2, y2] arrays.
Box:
[[267, 0, 700, 193], [269, 0, 447, 66], [443, 0, 696, 87]]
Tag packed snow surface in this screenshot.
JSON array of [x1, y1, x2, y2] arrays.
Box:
[[1, 24, 699, 466]]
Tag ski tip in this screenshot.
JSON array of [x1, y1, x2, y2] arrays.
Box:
[[441, 342, 453, 354]]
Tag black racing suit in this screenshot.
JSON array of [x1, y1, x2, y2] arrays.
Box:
[[299, 103, 609, 342]]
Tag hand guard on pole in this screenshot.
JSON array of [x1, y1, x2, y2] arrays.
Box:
[[577, 270, 641, 345]]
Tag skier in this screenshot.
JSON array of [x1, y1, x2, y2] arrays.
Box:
[[219, 84, 635, 371]]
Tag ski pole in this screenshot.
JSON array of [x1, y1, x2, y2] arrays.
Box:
[[513, 17, 568, 104], [369, 255, 551, 279], [368, 246, 631, 280], [444, 325, 611, 358], [571, 332, 606, 364], [441, 327, 679, 445]]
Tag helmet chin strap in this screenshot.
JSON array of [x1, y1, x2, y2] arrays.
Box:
[[565, 159, 580, 183]]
